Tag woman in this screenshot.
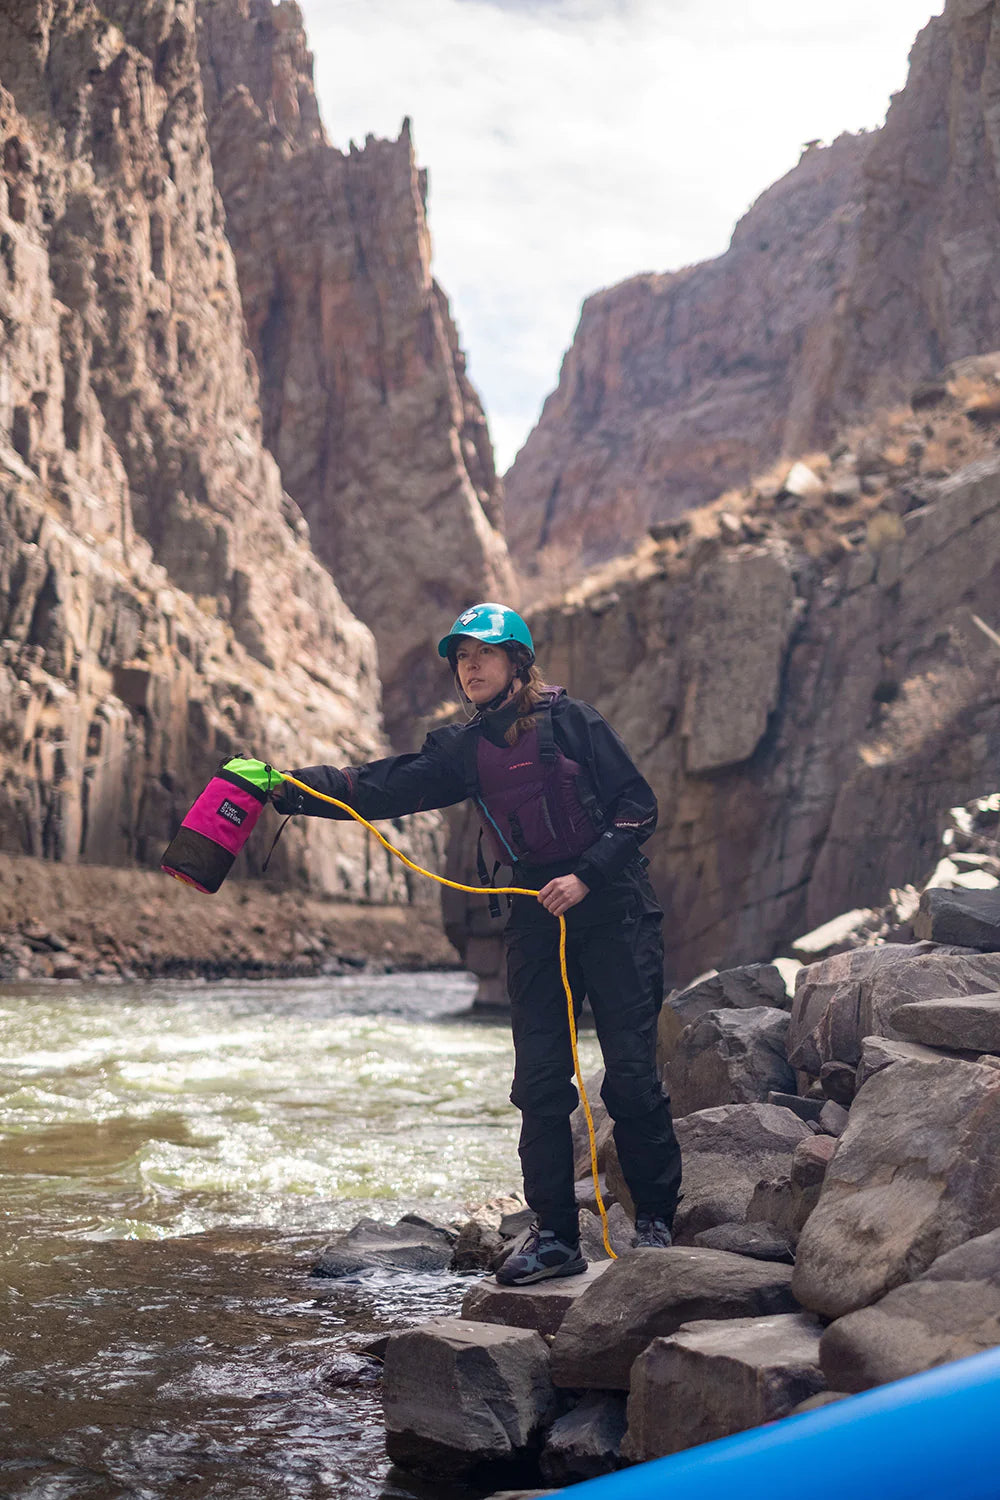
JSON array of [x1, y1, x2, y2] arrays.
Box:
[[274, 603, 682, 1285]]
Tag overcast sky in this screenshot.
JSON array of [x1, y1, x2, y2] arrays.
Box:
[[297, 0, 945, 472]]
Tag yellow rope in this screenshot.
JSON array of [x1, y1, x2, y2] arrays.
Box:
[[280, 773, 617, 1261]]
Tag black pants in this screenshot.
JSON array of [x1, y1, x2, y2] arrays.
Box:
[[504, 862, 682, 1243]]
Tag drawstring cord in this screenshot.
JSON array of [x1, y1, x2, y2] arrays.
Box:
[[279, 771, 616, 1261]]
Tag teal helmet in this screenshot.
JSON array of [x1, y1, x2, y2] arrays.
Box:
[[437, 602, 534, 665]]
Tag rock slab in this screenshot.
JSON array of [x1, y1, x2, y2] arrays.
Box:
[[383, 1318, 554, 1475], [461, 1263, 611, 1338], [670, 1006, 794, 1116], [622, 1313, 825, 1461], [658, 965, 790, 1063], [549, 1247, 797, 1390], [820, 1228, 1000, 1391], [692, 1222, 795, 1264], [667, 1104, 812, 1242], [540, 1391, 628, 1485], [313, 1217, 453, 1277], [793, 1056, 1000, 1318], [914, 887, 1000, 951], [891, 994, 1000, 1054], [790, 949, 1000, 1076]]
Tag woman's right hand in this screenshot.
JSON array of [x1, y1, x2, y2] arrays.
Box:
[[271, 771, 312, 815], [271, 766, 351, 817]]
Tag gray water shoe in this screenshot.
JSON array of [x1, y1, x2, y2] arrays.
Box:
[[494, 1224, 587, 1285], [632, 1213, 672, 1249]]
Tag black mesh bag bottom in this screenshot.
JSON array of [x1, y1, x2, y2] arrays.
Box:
[[161, 825, 234, 894]]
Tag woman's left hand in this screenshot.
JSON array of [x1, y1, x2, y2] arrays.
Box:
[[536, 874, 590, 916]]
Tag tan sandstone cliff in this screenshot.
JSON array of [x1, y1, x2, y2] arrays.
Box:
[[197, 0, 513, 745], [505, 0, 1000, 574], [0, 0, 437, 898]]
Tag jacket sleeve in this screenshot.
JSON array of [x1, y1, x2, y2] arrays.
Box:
[[554, 699, 658, 892], [279, 725, 468, 822]]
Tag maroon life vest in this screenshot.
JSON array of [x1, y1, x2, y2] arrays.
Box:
[[469, 691, 604, 868]]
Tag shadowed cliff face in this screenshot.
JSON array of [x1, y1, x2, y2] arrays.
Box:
[[828, 0, 1000, 416], [197, 0, 513, 745], [506, 0, 1000, 577], [0, 0, 438, 896], [504, 131, 871, 571]]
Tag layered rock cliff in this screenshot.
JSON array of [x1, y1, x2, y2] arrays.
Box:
[[197, 0, 513, 744], [506, 0, 1000, 574], [0, 0, 435, 896], [450, 374, 1000, 993], [826, 0, 1000, 417], [504, 131, 870, 569], [527, 436, 1000, 983]]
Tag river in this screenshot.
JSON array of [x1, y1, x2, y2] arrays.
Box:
[[0, 972, 600, 1499]]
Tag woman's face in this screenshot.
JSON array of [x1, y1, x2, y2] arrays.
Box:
[[454, 638, 517, 706]]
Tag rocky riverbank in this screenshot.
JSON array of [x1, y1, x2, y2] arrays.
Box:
[[0, 853, 458, 982], [306, 794, 1000, 1495]]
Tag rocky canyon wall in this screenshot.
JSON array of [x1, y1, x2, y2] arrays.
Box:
[[0, 0, 436, 897], [504, 132, 870, 569], [450, 372, 1000, 996], [197, 0, 513, 745], [826, 0, 1000, 417], [525, 445, 1000, 984], [506, 0, 1000, 574]]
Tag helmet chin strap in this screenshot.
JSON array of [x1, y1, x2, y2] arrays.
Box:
[[463, 671, 522, 716], [481, 682, 519, 714]]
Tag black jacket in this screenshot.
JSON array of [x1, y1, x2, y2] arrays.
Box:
[[281, 694, 657, 893]]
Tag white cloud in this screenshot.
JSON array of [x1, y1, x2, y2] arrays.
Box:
[[297, 0, 945, 469]]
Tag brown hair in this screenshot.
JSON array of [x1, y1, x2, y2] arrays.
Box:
[[503, 654, 547, 745]]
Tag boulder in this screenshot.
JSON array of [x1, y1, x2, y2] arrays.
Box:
[[792, 1133, 838, 1188], [660, 1104, 811, 1242], [539, 1391, 628, 1485], [312, 1216, 454, 1277], [579, 1203, 634, 1262], [383, 1318, 554, 1475], [549, 1247, 797, 1390], [451, 1194, 528, 1272], [767, 1091, 825, 1124], [820, 1228, 1000, 1391], [789, 947, 1000, 1076], [461, 1263, 612, 1338], [670, 1007, 794, 1115], [891, 994, 1000, 1054], [855, 1033, 971, 1088], [318, 1351, 383, 1387], [500, 1207, 536, 1240], [622, 1313, 825, 1461], [859, 955, 1000, 1048], [818, 1100, 850, 1137], [915, 886, 1000, 948], [692, 1222, 795, 1264], [575, 1172, 614, 1216], [657, 965, 789, 1063], [746, 1134, 837, 1246], [792, 1056, 1000, 1319], [819, 1060, 857, 1106], [452, 1218, 505, 1273], [787, 945, 926, 1076]]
